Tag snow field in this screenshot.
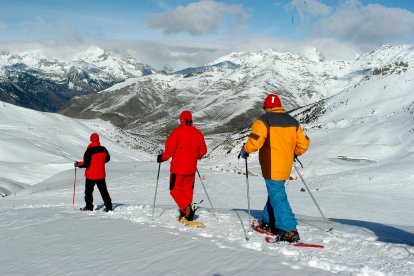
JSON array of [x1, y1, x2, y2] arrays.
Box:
[[2, 161, 413, 275]]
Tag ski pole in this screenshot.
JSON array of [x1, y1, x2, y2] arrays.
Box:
[[196, 168, 217, 218], [293, 161, 333, 232], [244, 158, 253, 238], [72, 167, 77, 208], [152, 150, 163, 219]]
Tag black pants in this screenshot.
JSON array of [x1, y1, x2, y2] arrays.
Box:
[[84, 178, 112, 210]]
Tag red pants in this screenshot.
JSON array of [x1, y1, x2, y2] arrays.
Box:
[[169, 173, 195, 213]]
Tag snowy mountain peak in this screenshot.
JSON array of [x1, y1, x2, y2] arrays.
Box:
[[355, 44, 413, 68], [0, 50, 53, 68], [0, 48, 157, 112], [301, 48, 325, 62], [208, 48, 326, 68], [74, 46, 108, 62]]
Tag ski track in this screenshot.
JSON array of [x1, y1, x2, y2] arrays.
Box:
[[5, 203, 413, 275]]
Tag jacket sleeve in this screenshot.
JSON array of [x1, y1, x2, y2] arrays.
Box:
[[244, 119, 268, 153], [162, 130, 178, 161], [78, 149, 91, 168], [105, 148, 110, 163], [294, 126, 310, 156], [198, 133, 208, 159]]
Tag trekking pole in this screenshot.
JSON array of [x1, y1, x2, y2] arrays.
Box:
[[238, 147, 253, 240], [244, 158, 253, 237], [293, 159, 333, 232], [72, 167, 77, 208], [152, 150, 163, 219], [196, 168, 217, 218]]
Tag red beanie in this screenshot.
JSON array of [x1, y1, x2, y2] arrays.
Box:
[[263, 94, 282, 109], [179, 110, 192, 121], [90, 133, 100, 142]]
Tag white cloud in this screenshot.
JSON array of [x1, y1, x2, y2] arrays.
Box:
[[287, 0, 331, 22], [109, 36, 361, 71], [316, 0, 414, 47], [0, 34, 361, 72], [148, 0, 249, 35]]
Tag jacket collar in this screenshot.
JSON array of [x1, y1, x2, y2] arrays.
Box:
[[87, 141, 101, 148], [267, 107, 286, 113]]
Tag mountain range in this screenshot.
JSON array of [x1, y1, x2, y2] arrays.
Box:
[[59, 45, 413, 140], [1, 45, 413, 143], [0, 47, 155, 112]]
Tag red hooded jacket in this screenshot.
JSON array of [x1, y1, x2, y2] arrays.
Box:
[[161, 121, 207, 175], [78, 139, 110, 180]]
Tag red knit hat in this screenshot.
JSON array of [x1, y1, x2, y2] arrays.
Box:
[[263, 94, 282, 109], [90, 133, 100, 142], [179, 110, 192, 121]]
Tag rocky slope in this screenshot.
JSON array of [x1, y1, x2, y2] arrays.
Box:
[[59, 48, 345, 137], [0, 47, 156, 111], [59, 46, 413, 139]]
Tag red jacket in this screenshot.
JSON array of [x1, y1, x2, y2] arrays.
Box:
[[78, 142, 110, 180], [162, 122, 207, 175]]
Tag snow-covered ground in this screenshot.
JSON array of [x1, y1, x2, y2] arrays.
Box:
[[1, 100, 413, 275]]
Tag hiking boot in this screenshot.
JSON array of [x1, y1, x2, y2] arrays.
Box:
[[258, 220, 273, 232], [270, 227, 285, 236], [102, 207, 113, 212], [178, 210, 185, 220], [80, 206, 93, 211], [184, 204, 196, 221], [279, 229, 300, 243], [258, 220, 285, 236]]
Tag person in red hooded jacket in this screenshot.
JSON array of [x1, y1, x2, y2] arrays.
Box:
[[75, 133, 112, 212], [157, 110, 207, 221]]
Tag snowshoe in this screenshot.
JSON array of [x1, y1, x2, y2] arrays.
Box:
[[176, 215, 205, 228]]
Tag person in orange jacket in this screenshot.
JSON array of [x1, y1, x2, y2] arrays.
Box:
[[157, 110, 207, 221], [75, 133, 112, 212], [240, 93, 310, 242]]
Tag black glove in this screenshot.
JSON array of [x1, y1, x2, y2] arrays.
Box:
[[157, 154, 164, 163], [74, 161, 78, 167], [294, 155, 304, 168]]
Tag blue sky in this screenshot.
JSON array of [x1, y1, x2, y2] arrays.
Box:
[[1, 0, 414, 70]]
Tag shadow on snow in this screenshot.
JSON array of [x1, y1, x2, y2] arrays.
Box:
[[230, 208, 414, 247], [331, 218, 414, 247]]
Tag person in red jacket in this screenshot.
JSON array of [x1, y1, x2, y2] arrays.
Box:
[[157, 110, 207, 221], [75, 133, 112, 212]]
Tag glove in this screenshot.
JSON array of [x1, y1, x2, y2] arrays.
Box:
[[74, 161, 78, 167], [239, 147, 249, 159], [157, 154, 164, 163]]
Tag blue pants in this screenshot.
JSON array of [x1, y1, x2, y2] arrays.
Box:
[[261, 179, 297, 232]]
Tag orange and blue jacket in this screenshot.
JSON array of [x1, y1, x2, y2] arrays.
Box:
[[161, 121, 207, 175], [244, 107, 310, 181], [78, 141, 110, 180]]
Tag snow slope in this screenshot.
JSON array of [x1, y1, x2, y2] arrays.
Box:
[[0, 101, 151, 190], [1, 101, 414, 275]]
